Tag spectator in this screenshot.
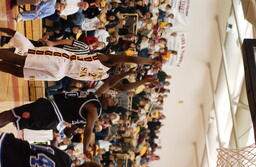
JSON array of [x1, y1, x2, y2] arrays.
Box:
[[15, 0, 57, 21]]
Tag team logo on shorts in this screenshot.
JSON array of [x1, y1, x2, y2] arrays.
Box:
[[22, 112, 30, 119]]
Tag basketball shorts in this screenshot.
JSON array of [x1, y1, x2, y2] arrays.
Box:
[[12, 98, 59, 130], [9, 31, 34, 55], [23, 53, 68, 81], [0, 133, 29, 167], [0, 133, 73, 167]]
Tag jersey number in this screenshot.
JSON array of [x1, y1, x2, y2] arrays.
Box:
[[30, 144, 54, 154], [30, 153, 55, 167]]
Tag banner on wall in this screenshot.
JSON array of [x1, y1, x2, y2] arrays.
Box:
[[167, 32, 186, 67], [168, 0, 190, 27]]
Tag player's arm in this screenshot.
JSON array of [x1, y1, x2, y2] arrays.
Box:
[[97, 53, 155, 66], [114, 77, 160, 91], [95, 68, 137, 97], [46, 39, 74, 46], [83, 103, 98, 154]]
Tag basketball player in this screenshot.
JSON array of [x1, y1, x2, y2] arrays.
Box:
[[0, 132, 101, 167], [0, 28, 101, 55], [0, 68, 137, 154], [0, 28, 158, 81]]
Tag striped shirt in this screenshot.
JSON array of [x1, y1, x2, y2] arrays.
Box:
[[63, 40, 90, 55]]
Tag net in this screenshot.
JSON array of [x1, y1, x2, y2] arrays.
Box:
[[217, 144, 256, 167]]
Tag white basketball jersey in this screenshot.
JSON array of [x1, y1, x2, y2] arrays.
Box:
[[24, 47, 110, 81], [66, 59, 110, 81]]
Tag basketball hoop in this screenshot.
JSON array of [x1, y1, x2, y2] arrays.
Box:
[[217, 144, 256, 167]]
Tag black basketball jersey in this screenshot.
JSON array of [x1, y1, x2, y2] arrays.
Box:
[[52, 91, 102, 124], [0, 133, 72, 167]]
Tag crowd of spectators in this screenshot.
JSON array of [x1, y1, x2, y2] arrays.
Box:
[[9, 0, 180, 166]]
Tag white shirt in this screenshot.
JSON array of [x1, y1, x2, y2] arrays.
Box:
[[94, 29, 110, 45], [81, 17, 100, 31], [158, 4, 166, 11], [61, 0, 81, 16], [140, 39, 149, 50], [137, 20, 145, 29], [98, 140, 112, 151]]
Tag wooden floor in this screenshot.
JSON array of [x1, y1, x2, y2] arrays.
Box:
[[0, 0, 32, 134]]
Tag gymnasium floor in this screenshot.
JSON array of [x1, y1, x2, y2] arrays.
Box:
[[0, 0, 31, 134]]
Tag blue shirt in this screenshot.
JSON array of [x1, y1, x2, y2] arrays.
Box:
[[36, 0, 56, 18], [21, 0, 56, 20]]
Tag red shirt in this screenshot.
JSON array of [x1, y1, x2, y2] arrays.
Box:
[[83, 36, 98, 45]]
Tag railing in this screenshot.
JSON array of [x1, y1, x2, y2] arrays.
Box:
[[199, 104, 210, 167], [216, 15, 240, 148], [198, 2, 254, 166]]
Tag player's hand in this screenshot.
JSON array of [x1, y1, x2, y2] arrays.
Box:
[[84, 151, 92, 160], [143, 76, 161, 86], [148, 78, 161, 87], [152, 60, 162, 68], [95, 52, 105, 57], [34, 0, 42, 4], [46, 40, 54, 46], [63, 122, 71, 127], [127, 67, 139, 74]]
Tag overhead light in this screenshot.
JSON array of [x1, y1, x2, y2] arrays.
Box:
[[226, 16, 235, 33], [178, 100, 184, 104]]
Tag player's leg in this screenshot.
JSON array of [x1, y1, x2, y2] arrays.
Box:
[[0, 28, 16, 47], [0, 110, 16, 128], [0, 48, 26, 67], [1, 30, 35, 53], [0, 28, 16, 36], [0, 36, 12, 47], [0, 61, 24, 77], [0, 99, 57, 130]]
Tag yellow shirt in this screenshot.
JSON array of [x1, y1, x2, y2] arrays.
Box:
[[162, 52, 171, 60], [151, 111, 160, 119], [159, 22, 168, 28], [125, 49, 136, 56], [100, 0, 106, 7], [89, 145, 99, 157], [75, 32, 82, 40], [134, 85, 146, 94], [140, 146, 148, 156], [133, 127, 141, 136]]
